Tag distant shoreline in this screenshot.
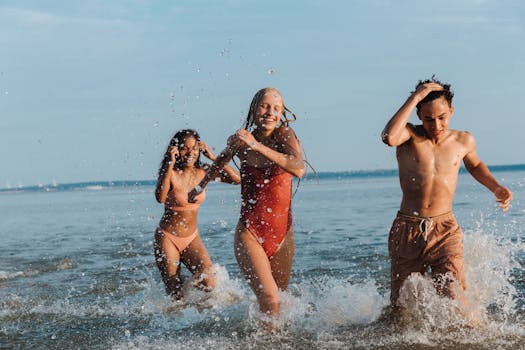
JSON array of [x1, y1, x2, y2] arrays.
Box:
[[2, 164, 524, 193]]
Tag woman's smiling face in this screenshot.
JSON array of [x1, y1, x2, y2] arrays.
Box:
[[178, 135, 200, 167], [253, 90, 283, 132]]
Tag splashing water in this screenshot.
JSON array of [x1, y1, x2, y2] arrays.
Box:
[[2, 172, 525, 349]]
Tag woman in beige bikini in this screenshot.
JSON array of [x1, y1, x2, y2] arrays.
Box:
[[154, 129, 240, 299]]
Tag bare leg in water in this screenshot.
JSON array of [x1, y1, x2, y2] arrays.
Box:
[[180, 234, 216, 291], [154, 230, 184, 299], [154, 231, 216, 299], [234, 222, 294, 316]]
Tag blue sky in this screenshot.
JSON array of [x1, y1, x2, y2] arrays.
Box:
[[1, 1, 524, 188]]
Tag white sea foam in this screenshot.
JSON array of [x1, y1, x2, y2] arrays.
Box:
[[84, 185, 104, 190], [139, 264, 246, 319], [277, 277, 388, 332], [312, 279, 387, 326], [0, 270, 24, 281]]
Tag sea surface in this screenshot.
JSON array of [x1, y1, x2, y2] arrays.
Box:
[[1, 167, 525, 349]]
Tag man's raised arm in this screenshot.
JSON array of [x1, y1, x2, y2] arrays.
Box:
[[382, 82, 443, 146]]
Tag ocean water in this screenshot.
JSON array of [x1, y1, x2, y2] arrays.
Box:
[[1, 168, 524, 349]]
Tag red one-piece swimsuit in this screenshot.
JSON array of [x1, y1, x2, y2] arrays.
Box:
[[240, 162, 293, 257]]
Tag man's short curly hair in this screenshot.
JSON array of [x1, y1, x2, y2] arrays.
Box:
[[414, 75, 454, 110]]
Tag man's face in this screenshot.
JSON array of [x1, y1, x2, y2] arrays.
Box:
[[417, 96, 454, 139]]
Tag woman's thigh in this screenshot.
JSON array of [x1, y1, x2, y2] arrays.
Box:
[[234, 223, 279, 298]]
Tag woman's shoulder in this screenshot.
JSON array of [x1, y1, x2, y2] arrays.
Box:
[[274, 125, 298, 141]]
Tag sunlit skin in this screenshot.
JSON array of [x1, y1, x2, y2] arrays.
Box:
[[189, 88, 304, 316], [154, 135, 240, 299], [382, 81, 513, 323], [382, 83, 512, 217]]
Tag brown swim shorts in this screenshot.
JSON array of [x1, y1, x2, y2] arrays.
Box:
[[388, 211, 466, 305]]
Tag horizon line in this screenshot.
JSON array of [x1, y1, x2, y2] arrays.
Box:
[[2, 163, 524, 193]]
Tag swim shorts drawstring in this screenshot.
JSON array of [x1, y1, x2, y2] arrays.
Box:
[[419, 217, 434, 241]]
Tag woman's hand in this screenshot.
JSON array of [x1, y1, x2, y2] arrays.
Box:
[[235, 129, 259, 150], [199, 141, 216, 161], [188, 185, 203, 203], [168, 146, 179, 165]]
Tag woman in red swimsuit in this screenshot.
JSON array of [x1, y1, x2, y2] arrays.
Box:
[[190, 88, 304, 315], [154, 129, 240, 299]]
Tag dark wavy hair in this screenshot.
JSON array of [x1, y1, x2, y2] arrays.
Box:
[[158, 129, 203, 177], [414, 75, 454, 110], [243, 87, 297, 131]]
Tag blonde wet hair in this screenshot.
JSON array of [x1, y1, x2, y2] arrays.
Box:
[[243, 87, 297, 131]]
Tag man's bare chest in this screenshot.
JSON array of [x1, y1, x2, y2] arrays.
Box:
[[398, 140, 465, 172]]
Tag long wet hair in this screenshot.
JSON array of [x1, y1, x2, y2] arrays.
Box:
[[158, 129, 203, 178], [243, 88, 297, 131], [242, 88, 317, 196]]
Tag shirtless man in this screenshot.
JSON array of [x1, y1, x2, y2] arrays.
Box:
[[381, 78, 512, 311]]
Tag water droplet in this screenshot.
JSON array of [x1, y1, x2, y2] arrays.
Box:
[[413, 211, 419, 216], [267, 207, 272, 213], [153, 121, 159, 127], [263, 179, 270, 184], [267, 68, 276, 75]]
